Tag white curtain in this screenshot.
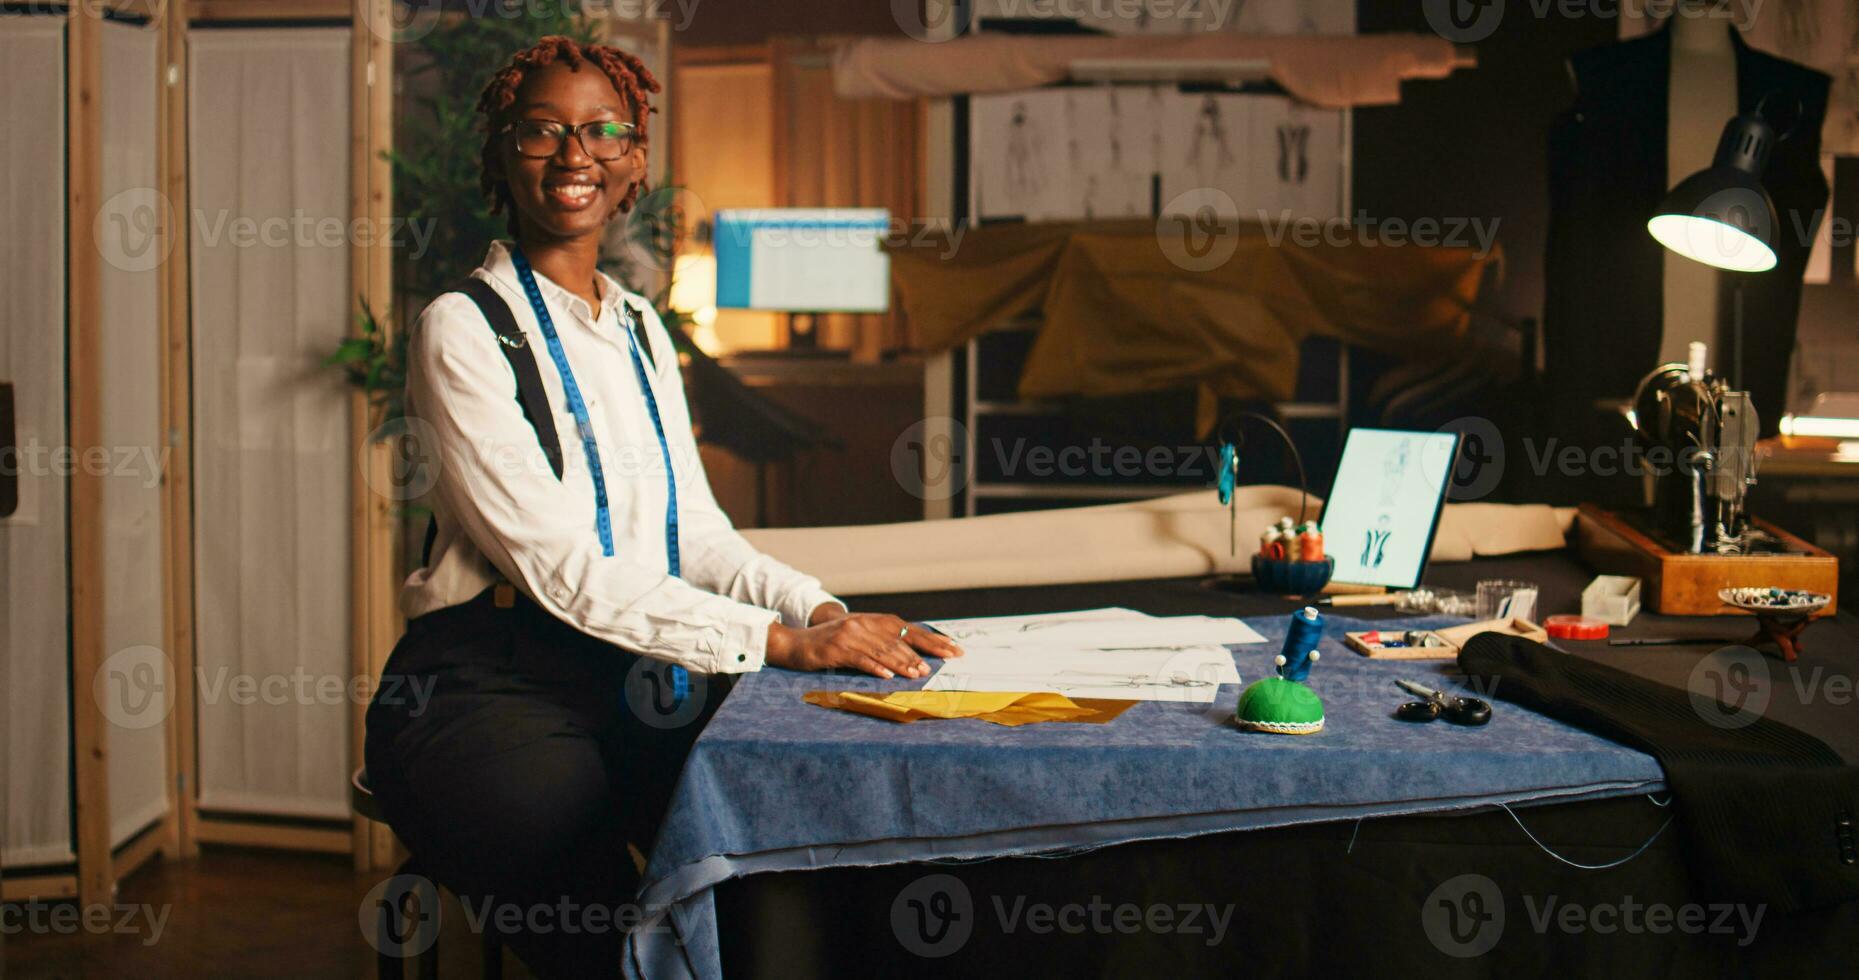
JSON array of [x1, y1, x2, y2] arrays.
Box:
[[99, 18, 172, 847], [189, 28, 352, 819], [1, 17, 73, 870]]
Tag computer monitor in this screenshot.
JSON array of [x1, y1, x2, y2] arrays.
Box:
[[713, 208, 891, 313]]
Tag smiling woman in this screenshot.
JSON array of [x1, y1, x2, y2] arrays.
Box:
[[359, 35, 958, 979]]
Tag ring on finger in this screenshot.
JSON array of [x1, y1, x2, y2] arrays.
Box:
[[898, 625, 909, 639]]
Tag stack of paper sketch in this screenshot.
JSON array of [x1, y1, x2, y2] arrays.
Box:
[[921, 607, 1264, 703]]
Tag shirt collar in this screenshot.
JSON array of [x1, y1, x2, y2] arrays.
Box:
[[483, 240, 632, 322]]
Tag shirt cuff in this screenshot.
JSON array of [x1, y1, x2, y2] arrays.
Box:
[[783, 586, 847, 629], [711, 606, 779, 674]]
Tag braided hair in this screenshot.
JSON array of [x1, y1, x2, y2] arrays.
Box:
[[477, 35, 661, 235]]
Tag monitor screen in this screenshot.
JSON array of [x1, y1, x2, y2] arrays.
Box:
[[713, 208, 891, 313], [1319, 428, 1461, 590]]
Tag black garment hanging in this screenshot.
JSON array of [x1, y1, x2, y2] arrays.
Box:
[[1543, 24, 1829, 439]]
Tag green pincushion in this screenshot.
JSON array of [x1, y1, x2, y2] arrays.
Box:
[[1235, 676, 1325, 735]]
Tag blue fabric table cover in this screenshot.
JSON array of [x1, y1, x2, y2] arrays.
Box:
[[623, 614, 1667, 979]]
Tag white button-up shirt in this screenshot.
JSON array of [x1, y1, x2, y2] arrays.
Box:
[[401, 241, 840, 673]]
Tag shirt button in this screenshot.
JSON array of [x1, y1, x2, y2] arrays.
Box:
[[552, 586, 569, 601], [738, 654, 747, 663]]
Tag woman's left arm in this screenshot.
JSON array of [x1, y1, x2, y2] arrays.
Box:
[[639, 303, 847, 627]]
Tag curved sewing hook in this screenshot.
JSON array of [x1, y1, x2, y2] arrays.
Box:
[[1215, 410, 1310, 525]]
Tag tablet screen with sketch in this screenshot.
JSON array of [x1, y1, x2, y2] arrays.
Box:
[[1320, 428, 1461, 589]]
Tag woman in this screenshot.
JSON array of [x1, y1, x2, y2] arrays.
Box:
[[364, 36, 959, 977]]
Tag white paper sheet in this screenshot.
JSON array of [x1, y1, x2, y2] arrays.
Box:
[[921, 609, 1258, 701], [925, 647, 1237, 703], [938, 615, 1265, 651], [924, 607, 1148, 642]]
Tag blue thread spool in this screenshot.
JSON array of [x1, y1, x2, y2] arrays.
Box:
[[1276, 606, 1324, 683]]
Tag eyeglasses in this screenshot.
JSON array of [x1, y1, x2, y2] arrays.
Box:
[[504, 119, 639, 160]]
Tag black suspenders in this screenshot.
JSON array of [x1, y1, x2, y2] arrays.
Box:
[[418, 275, 657, 566]]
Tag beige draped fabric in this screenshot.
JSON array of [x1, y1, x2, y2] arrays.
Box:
[[743, 487, 1574, 597], [834, 33, 1465, 108], [887, 220, 1495, 403]]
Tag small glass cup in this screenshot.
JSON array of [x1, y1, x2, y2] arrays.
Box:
[[1476, 580, 1539, 621]]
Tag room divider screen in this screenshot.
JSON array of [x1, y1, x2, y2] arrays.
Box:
[[1, 15, 75, 874], [187, 27, 354, 823], [1, 11, 171, 900]]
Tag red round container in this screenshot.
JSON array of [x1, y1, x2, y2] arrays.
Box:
[[1546, 614, 1609, 640]]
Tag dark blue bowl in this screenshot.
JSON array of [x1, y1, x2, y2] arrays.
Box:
[[1252, 555, 1335, 596]]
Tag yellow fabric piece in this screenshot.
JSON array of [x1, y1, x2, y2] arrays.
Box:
[[886, 220, 1495, 404], [803, 690, 1135, 727]]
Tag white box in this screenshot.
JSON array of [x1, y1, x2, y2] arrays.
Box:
[[1582, 575, 1642, 626]]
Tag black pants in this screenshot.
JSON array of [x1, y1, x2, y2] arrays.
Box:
[[364, 588, 727, 978]]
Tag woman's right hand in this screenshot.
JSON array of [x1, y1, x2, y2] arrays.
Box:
[[765, 613, 962, 680]]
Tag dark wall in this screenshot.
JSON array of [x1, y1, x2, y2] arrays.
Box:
[[1354, 9, 1618, 323]]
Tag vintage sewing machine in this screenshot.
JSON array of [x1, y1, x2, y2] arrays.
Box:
[[1577, 343, 1839, 616]]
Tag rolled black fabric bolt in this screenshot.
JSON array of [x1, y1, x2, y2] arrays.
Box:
[[1459, 632, 1859, 913]]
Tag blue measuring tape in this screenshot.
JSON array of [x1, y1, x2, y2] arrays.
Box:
[[512, 248, 689, 703]]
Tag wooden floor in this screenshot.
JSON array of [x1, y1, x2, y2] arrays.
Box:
[[6, 847, 530, 979]]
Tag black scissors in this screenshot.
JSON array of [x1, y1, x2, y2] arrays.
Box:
[[1393, 679, 1492, 726]]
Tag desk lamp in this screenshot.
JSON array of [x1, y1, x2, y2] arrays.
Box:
[[1646, 109, 1779, 390]]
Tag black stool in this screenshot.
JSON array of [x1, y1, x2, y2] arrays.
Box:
[[351, 768, 504, 979]]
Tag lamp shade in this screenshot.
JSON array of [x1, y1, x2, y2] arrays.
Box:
[[1646, 112, 1779, 273]]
